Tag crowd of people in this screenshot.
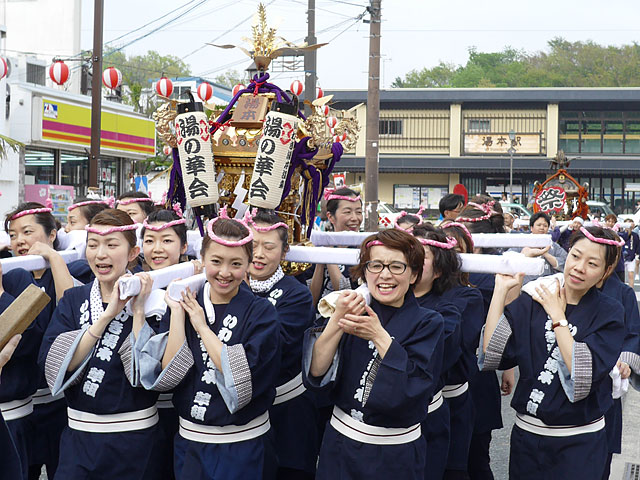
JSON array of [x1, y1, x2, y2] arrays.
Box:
[[0, 187, 638, 480]]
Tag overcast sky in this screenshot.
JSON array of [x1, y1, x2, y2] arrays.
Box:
[[80, 0, 640, 90]]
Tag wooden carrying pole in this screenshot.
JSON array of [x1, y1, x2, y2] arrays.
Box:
[[0, 285, 50, 350]]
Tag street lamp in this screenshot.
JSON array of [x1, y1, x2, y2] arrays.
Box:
[[508, 130, 516, 203]]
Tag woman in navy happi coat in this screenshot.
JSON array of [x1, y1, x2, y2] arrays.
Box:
[[248, 209, 318, 479], [598, 273, 640, 479], [136, 215, 281, 480], [3, 202, 79, 480], [303, 229, 444, 480], [0, 334, 23, 480], [39, 209, 163, 479], [480, 226, 626, 479], [411, 224, 463, 480]]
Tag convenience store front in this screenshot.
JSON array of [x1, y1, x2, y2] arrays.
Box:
[[18, 84, 155, 201]]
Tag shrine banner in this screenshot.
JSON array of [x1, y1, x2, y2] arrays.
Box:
[[248, 110, 299, 209], [534, 186, 566, 213], [175, 102, 219, 208]]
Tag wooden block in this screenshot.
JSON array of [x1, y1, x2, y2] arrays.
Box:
[[0, 284, 50, 350], [230, 95, 269, 129]]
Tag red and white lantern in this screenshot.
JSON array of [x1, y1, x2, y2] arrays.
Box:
[[326, 116, 338, 129], [339, 132, 347, 142], [102, 67, 122, 89], [197, 82, 214, 103], [320, 105, 329, 116], [162, 145, 172, 156], [0, 58, 7, 80], [290, 80, 303, 96], [232, 83, 246, 96], [49, 61, 70, 85], [316, 86, 324, 98], [155, 77, 174, 97]]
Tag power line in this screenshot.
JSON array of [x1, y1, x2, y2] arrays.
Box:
[[105, 0, 209, 58], [104, 0, 203, 46], [325, 9, 366, 43], [180, 0, 278, 62], [322, 0, 368, 8]]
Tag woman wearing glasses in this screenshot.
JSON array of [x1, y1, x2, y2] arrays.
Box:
[[302, 229, 445, 479]]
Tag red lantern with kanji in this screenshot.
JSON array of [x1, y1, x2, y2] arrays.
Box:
[[316, 86, 324, 98], [102, 67, 122, 89], [49, 61, 70, 85], [232, 84, 246, 96], [162, 145, 172, 156], [326, 116, 337, 129], [290, 80, 303, 96], [197, 82, 214, 103], [0, 58, 7, 80], [155, 77, 173, 97]]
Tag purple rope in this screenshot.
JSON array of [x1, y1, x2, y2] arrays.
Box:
[[210, 73, 306, 134]]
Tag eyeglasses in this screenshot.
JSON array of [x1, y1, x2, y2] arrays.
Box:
[[365, 260, 408, 275]]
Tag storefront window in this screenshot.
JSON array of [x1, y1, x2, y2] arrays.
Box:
[[25, 148, 55, 185], [61, 151, 88, 198], [99, 158, 118, 197]]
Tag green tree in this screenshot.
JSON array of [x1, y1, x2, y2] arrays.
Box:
[[213, 69, 244, 88], [392, 39, 640, 88], [102, 48, 191, 112]]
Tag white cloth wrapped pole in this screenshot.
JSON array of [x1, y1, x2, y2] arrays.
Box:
[[0, 250, 81, 274], [167, 273, 207, 302], [285, 245, 544, 275], [61, 230, 88, 252], [471, 234, 551, 248], [248, 110, 299, 209], [318, 284, 371, 318], [118, 262, 196, 299], [285, 246, 360, 265], [459, 252, 545, 276], [186, 230, 203, 259], [309, 230, 551, 248]]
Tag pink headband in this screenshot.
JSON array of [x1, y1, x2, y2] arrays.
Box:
[[85, 223, 138, 235], [325, 193, 362, 203], [68, 198, 114, 211], [142, 218, 186, 231], [365, 239, 384, 248], [457, 201, 497, 223], [206, 206, 253, 247], [579, 226, 624, 247], [248, 208, 289, 232], [590, 218, 620, 232], [10, 207, 53, 220], [442, 222, 474, 249], [394, 207, 424, 232], [417, 236, 458, 250], [117, 197, 154, 206]]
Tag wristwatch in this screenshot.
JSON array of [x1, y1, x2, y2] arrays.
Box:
[[552, 319, 569, 329]]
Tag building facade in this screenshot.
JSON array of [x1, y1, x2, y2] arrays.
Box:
[[329, 88, 640, 215], [0, 82, 156, 218]]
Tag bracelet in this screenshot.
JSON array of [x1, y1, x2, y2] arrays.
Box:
[[86, 326, 101, 340]]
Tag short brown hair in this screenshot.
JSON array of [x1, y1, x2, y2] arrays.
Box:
[[201, 218, 253, 262], [89, 209, 137, 249], [604, 214, 617, 224], [351, 229, 424, 286]]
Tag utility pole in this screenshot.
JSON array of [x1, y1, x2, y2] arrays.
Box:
[[304, 0, 316, 116], [89, 0, 104, 189], [364, 0, 381, 231]]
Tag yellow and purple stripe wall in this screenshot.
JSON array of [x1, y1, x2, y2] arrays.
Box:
[[39, 98, 155, 156]]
